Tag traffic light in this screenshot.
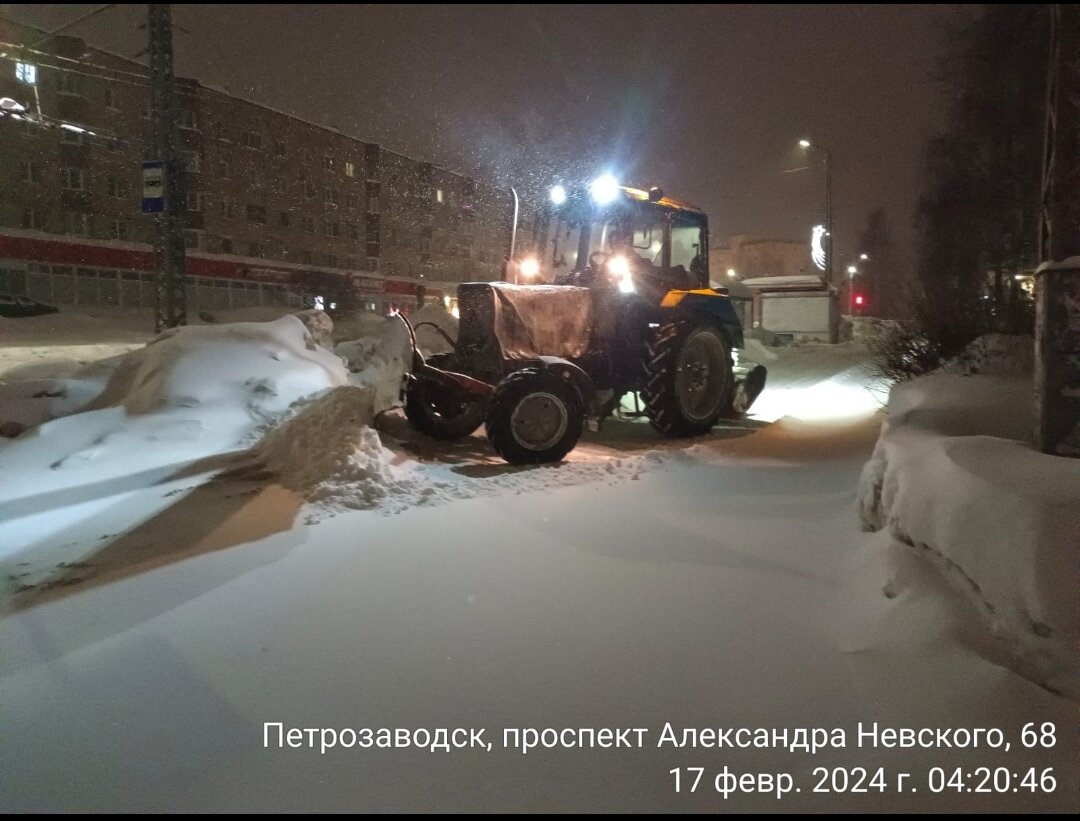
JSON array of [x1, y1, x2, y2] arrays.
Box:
[[854, 294, 865, 307]]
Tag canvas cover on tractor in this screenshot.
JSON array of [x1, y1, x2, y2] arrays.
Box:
[[457, 282, 593, 361]]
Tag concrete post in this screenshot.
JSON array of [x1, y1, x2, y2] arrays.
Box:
[[1034, 265, 1080, 455]]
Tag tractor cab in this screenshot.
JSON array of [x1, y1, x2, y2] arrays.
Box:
[[534, 180, 710, 299]]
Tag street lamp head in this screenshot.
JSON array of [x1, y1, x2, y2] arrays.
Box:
[[847, 265, 858, 275], [859, 253, 869, 261], [799, 139, 811, 148]]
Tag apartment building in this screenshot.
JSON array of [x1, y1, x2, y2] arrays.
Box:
[[0, 17, 511, 313]]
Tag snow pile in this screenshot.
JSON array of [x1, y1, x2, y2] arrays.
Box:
[[257, 385, 411, 513], [408, 304, 459, 355], [0, 315, 347, 505], [857, 347, 1079, 695], [940, 333, 1034, 376], [335, 315, 412, 415]]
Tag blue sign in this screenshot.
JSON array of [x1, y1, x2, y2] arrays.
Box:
[[142, 161, 165, 213]]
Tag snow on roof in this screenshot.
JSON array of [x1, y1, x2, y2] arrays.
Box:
[[739, 274, 827, 288]]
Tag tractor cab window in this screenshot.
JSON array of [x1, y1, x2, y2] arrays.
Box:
[[548, 219, 584, 279], [670, 217, 706, 276]]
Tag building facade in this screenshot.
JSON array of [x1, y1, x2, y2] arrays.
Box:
[[709, 233, 812, 282], [0, 18, 512, 313]]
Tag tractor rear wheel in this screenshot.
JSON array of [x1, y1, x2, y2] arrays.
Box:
[[485, 368, 585, 465], [642, 321, 734, 436], [404, 353, 485, 440]]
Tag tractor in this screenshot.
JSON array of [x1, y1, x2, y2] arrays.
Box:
[[399, 176, 767, 465]]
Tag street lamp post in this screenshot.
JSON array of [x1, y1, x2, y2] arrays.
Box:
[[846, 264, 858, 315], [508, 186, 520, 284], [799, 140, 832, 286]]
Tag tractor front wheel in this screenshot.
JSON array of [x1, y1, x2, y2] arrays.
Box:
[[642, 321, 733, 436], [485, 369, 585, 465]]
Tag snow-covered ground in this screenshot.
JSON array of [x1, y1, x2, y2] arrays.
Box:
[[0, 316, 1074, 812]]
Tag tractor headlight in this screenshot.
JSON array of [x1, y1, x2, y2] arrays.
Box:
[[549, 184, 567, 206], [606, 255, 635, 293], [518, 256, 540, 279], [589, 173, 620, 205]]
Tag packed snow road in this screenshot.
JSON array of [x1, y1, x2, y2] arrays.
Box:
[[0, 338, 1073, 812]]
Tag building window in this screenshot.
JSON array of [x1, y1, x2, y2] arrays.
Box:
[[68, 212, 91, 236], [279, 211, 290, 228], [365, 182, 380, 213], [217, 161, 229, 179], [184, 230, 200, 249], [246, 204, 267, 224], [274, 139, 287, 157], [248, 169, 264, 188], [324, 188, 338, 206], [57, 72, 81, 96], [344, 193, 357, 209], [60, 126, 84, 145], [61, 167, 85, 191], [247, 242, 263, 258], [345, 161, 355, 178], [326, 253, 337, 268], [109, 219, 128, 240], [344, 255, 355, 269], [346, 223, 359, 241], [323, 155, 335, 171], [435, 188, 444, 204], [22, 161, 42, 183], [180, 110, 199, 130], [105, 87, 120, 110], [241, 131, 262, 150], [365, 213, 380, 257], [214, 121, 230, 142], [219, 196, 236, 220], [16, 62, 37, 85], [302, 217, 315, 233], [366, 257, 380, 272], [323, 221, 339, 237], [305, 181, 317, 199], [106, 176, 128, 198], [299, 250, 312, 265], [186, 191, 204, 212], [221, 237, 233, 254], [22, 208, 43, 230], [182, 150, 201, 174]]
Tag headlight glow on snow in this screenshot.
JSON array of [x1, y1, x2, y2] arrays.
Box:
[[549, 184, 567, 206], [589, 174, 620, 205]]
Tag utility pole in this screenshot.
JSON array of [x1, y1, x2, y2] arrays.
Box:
[[1035, 3, 1080, 456], [148, 3, 187, 332]]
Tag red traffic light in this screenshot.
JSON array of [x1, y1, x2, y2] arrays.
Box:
[[854, 294, 865, 306]]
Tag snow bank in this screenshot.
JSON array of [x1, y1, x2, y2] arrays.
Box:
[[940, 333, 1034, 376], [857, 350, 1079, 695], [0, 315, 346, 505]]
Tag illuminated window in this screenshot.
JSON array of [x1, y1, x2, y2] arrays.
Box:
[[435, 188, 444, 204], [15, 62, 37, 85], [345, 161, 355, 178]]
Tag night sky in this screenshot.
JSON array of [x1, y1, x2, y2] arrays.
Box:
[[5, 4, 957, 261]]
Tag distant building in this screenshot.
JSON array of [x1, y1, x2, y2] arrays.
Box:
[[710, 233, 811, 282], [0, 17, 513, 313]]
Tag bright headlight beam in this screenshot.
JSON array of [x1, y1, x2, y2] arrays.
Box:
[[549, 184, 567, 206], [518, 256, 540, 278], [589, 173, 620, 205]]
